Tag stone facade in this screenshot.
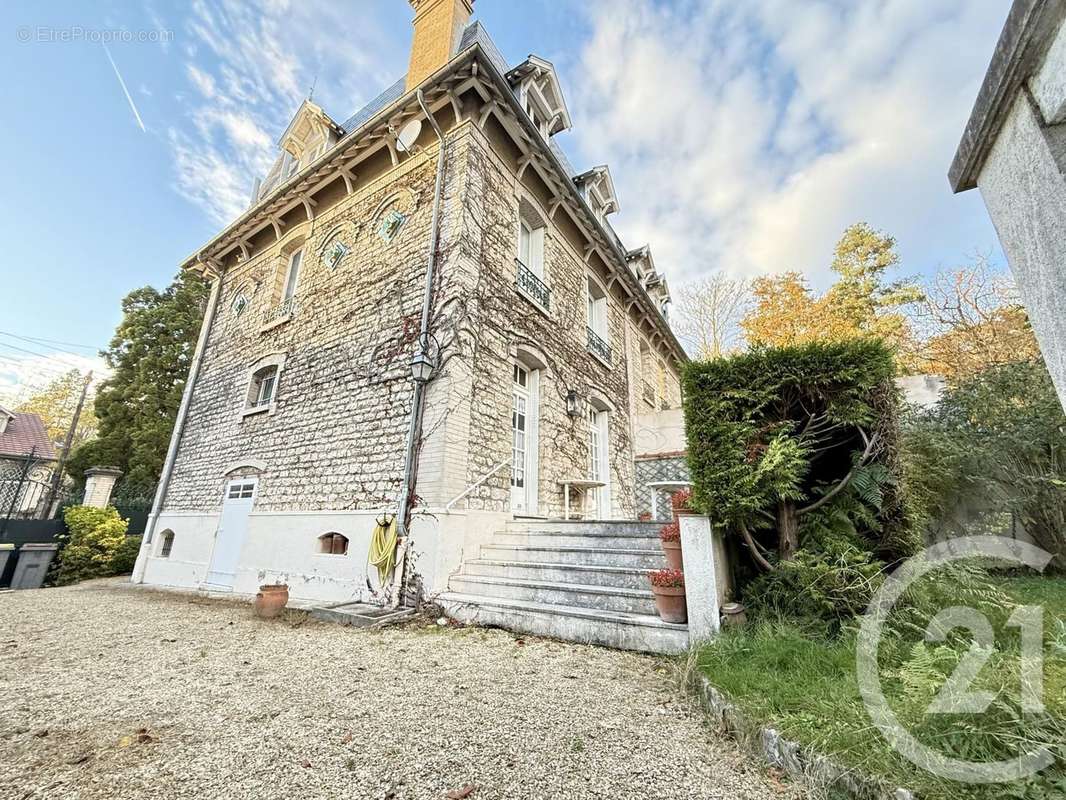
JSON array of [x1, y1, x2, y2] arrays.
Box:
[[135, 16, 686, 604], [163, 148, 449, 514]]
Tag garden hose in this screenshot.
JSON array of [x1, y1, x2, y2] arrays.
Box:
[[368, 515, 398, 586]]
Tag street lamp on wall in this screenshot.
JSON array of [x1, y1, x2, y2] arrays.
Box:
[[410, 332, 439, 384], [566, 389, 582, 418]]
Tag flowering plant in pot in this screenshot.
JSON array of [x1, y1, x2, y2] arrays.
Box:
[[671, 488, 693, 514], [658, 521, 683, 571], [648, 568, 686, 624]]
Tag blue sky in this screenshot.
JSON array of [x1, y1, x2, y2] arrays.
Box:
[[1, 0, 1010, 400]]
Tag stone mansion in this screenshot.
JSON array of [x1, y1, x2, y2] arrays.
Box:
[[132, 0, 690, 637]]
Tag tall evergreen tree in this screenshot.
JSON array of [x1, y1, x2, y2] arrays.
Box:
[[67, 272, 208, 490]]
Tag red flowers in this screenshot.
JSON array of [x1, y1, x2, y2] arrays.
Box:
[[648, 568, 685, 588], [659, 521, 680, 542], [671, 488, 693, 512]]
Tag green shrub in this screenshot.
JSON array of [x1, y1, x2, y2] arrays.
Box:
[[682, 340, 912, 596], [744, 547, 885, 633], [110, 535, 142, 575], [902, 360, 1066, 569], [56, 506, 129, 585]]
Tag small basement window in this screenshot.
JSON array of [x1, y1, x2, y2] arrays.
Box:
[[318, 532, 349, 555], [160, 530, 174, 558]]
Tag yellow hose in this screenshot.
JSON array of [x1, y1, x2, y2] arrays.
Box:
[[368, 516, 399, 585]]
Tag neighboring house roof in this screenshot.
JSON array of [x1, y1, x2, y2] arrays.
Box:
[[949, 0, 1065, 192], [0, 411, 57, 461]]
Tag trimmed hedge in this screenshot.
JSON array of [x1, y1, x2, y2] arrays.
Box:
[[682, 340, 915, 583], [55, 506, 129, 585]]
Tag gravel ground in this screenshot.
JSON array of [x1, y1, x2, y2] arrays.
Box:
[[0, 580, 796, 800]]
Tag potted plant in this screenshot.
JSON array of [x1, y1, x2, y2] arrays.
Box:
[[658, 521, 683, 571], [648, 568, 686, 623], [254, 583, 289, 618], [671, 487, 693, 514]]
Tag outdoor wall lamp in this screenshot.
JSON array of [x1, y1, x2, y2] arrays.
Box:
[[410, 350, 436, 384], [410, 331, 439, 384], [566, 389, 582, 417]]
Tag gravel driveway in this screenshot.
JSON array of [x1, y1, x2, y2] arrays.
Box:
[[0, 580, 793, 799]]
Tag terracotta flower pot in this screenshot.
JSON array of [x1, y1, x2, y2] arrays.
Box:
[[660, 538, 683, 571], [254, 584, 289, 619], [651, 584, 687, 624]]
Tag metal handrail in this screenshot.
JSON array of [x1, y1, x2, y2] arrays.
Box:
[[515, 259, 551, 310], [586, 326, 612, 363], [444, 459, 510, 512]]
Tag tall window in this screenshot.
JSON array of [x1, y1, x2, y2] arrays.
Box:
[[160, 530, 174, 558], [282, 249, 302, 303], [511, 364, 528, 496], [518, 219, 545, 277], [587, 277, 608, 340]]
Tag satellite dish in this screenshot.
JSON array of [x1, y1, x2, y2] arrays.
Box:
[[396, 119, 422, 153]]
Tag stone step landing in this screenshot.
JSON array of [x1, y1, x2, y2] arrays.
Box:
[[438, 518, 686, 654]]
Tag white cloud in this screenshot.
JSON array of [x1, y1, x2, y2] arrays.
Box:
[[567, 0, 1009, 288], [0, 354, 109, 408], [168, 0, 406, 226]]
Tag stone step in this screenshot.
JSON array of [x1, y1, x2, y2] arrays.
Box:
[[448, 574, 659, 615], [505, 519, 663, 536], [480, 544, 667, 569], [439, 592, 687, 654], [494, 531, 662, 550], [464, 559, 653, 590]]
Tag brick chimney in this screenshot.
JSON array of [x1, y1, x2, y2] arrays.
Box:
[[405, 0, 474, 92]]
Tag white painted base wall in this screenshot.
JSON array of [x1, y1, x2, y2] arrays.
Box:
[[134, 507, 511, 607]]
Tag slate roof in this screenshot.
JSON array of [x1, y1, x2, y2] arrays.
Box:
[[0, 411, 56, 461]]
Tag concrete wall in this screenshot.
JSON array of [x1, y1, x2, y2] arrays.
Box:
[[975, 15, 1066, 410]]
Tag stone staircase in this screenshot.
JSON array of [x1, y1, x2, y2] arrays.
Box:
[[438, 519, 688, 654]]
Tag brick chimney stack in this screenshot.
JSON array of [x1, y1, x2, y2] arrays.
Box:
[[405, 0, 474, 92]]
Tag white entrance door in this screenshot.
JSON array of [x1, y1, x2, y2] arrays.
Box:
[[588, 407, 611, 519], [510, 364, 539, 514], [206, 477, 257, 588]]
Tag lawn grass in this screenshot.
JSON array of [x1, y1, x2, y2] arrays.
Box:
[[696, 575, 1066, 800]]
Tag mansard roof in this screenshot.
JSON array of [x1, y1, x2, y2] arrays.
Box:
[[185, 21, 684, 362]]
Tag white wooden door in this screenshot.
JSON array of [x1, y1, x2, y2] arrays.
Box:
[[206, 477, 257, 588], [510, 364, 538, 514], [588, 408, 611, 519]]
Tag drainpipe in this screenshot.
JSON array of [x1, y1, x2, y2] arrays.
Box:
[[132, 259, 223, 583], [396, 90, 447, 546]]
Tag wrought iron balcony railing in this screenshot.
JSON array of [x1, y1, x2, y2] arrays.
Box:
[[586, 326, 612, 364], [515, 259, 550, 311], [263, 295, 298, 327]]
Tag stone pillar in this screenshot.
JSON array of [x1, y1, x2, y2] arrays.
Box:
[[677, 512, 721, 644], [82, 467, 123, 508]]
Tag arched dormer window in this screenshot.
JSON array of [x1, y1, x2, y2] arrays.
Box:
[[318, 532, 349, 555]]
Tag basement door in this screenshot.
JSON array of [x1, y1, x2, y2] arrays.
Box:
[[205, 477, 257, 588], [510, 363, 539, 515]]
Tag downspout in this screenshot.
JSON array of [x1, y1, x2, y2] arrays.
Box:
[[396, 89, 447, 546], [132, 260, 223, 583]]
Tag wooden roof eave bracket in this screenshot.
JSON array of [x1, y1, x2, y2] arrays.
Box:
[[300, 195, 317, 221]]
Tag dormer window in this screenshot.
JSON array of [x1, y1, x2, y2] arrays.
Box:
[[574, 166, 619, 225], [507, 56, 572, 138], [524, 96, 550, 138]]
